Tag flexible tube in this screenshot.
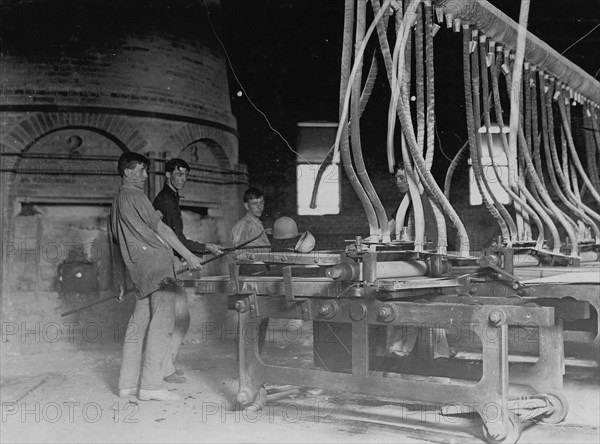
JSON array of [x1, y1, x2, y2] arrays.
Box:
[[350, 0, 391, 241], [444, 141, 468, 200], [337, 0, 392, 238], [479, 38, 518, 242], [424, 0, 447, 253], [543, 77, 600, 229], [539, 75, 600, 241], [583, 106, 600, 193], [393, 0, 470, 256], [463, 28, 511, 242], [371, 0, 400, 173], [504, 71, 579, 256], [386, 1, 425, 250], [490, 50, 550, 247], [556, 89, 600, 207]]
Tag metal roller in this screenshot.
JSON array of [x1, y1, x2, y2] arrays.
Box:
[[580, 251, 600, 263], [513, 253, 541, 267], [326, 260, 429, 281]]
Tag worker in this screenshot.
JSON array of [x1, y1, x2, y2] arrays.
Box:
[[110, 152, 203, 402], [387, 163, 453, 358], [231, 187, 271, 353], [388, 163, 438, 248], [231, 187, 271, 259], [153, 158, 223, 384]]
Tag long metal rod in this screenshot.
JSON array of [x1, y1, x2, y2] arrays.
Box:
[[433, 0, 600, 105]]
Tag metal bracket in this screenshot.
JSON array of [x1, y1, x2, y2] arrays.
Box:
[[228, 292, 260, 318], [282, 266, 308, 302], [478, 255, 522, 289]]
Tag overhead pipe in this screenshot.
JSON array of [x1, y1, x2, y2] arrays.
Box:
[[433, 0, 600, 105]]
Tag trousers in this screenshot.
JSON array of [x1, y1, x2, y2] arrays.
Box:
[[162, 286, 189, 377], [118, 286, 176, 391]]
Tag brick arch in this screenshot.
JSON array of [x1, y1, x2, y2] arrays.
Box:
[[177, 138, 230, 169], [3, 112, 147, 155], [165, 125, 232, 168]]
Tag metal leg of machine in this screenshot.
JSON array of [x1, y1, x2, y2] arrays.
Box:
[[229, 294, 567, 443]]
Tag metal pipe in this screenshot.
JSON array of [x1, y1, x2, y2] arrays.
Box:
[[433, 0, 600, 104]]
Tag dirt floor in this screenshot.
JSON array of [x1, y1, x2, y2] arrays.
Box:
[[1, 332, 599, 444]]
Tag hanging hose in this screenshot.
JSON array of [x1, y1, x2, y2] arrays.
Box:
[[350, 0, 391, 241], [411, 2, 431, 249], [490, 48, 551, 247], [556, 88, 600, 207], [424, 0, 447, 253], [463, 27, 511, 243], [359, 52, 380, 116], [479, 37, 518, 242], [504, 70, 579, 256], [529, 67, 545, 189], [415, 3, 425, 161], [507, 0, 530, 190], [520, 64, 535, 235], [387, 2, 422, 248], [590, 106, 600, 159], [444, 141, 468, 200], [401, 4, 426, 250], [391, 0, 470, 256], [334, 0, 394, 239], [539, 74, 600, 242], [583, 105, 600, 194], [371, 0, 400, 174], [525, 71, 579, 239], [310, 4, 387, 211]]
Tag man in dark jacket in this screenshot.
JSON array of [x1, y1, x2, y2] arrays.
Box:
[[110, 152, 203, 402], [153, 158, 223, 383]]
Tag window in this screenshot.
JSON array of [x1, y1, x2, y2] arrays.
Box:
[[297, 163, 340, 215], [470, 125, 511, 206], [296, 121, 340, 215]]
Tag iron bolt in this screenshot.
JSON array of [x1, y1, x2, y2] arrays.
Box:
[[319, 305, 331, 315], [236, 388, 252, 404], [234, 300, 247, 313], [489, 309, 506, 326], [378, 305, 396, 322], [379, 307, 392, 318]]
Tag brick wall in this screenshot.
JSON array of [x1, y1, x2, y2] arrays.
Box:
[[0, 0, 231, 126], [0, 0, 245, 351]]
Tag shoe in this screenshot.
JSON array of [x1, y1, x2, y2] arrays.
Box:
[[118, 387, 137, 398], [164, 372, 186, 384], [175, 369, 185, 376], [139, 389, 181, 402]]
